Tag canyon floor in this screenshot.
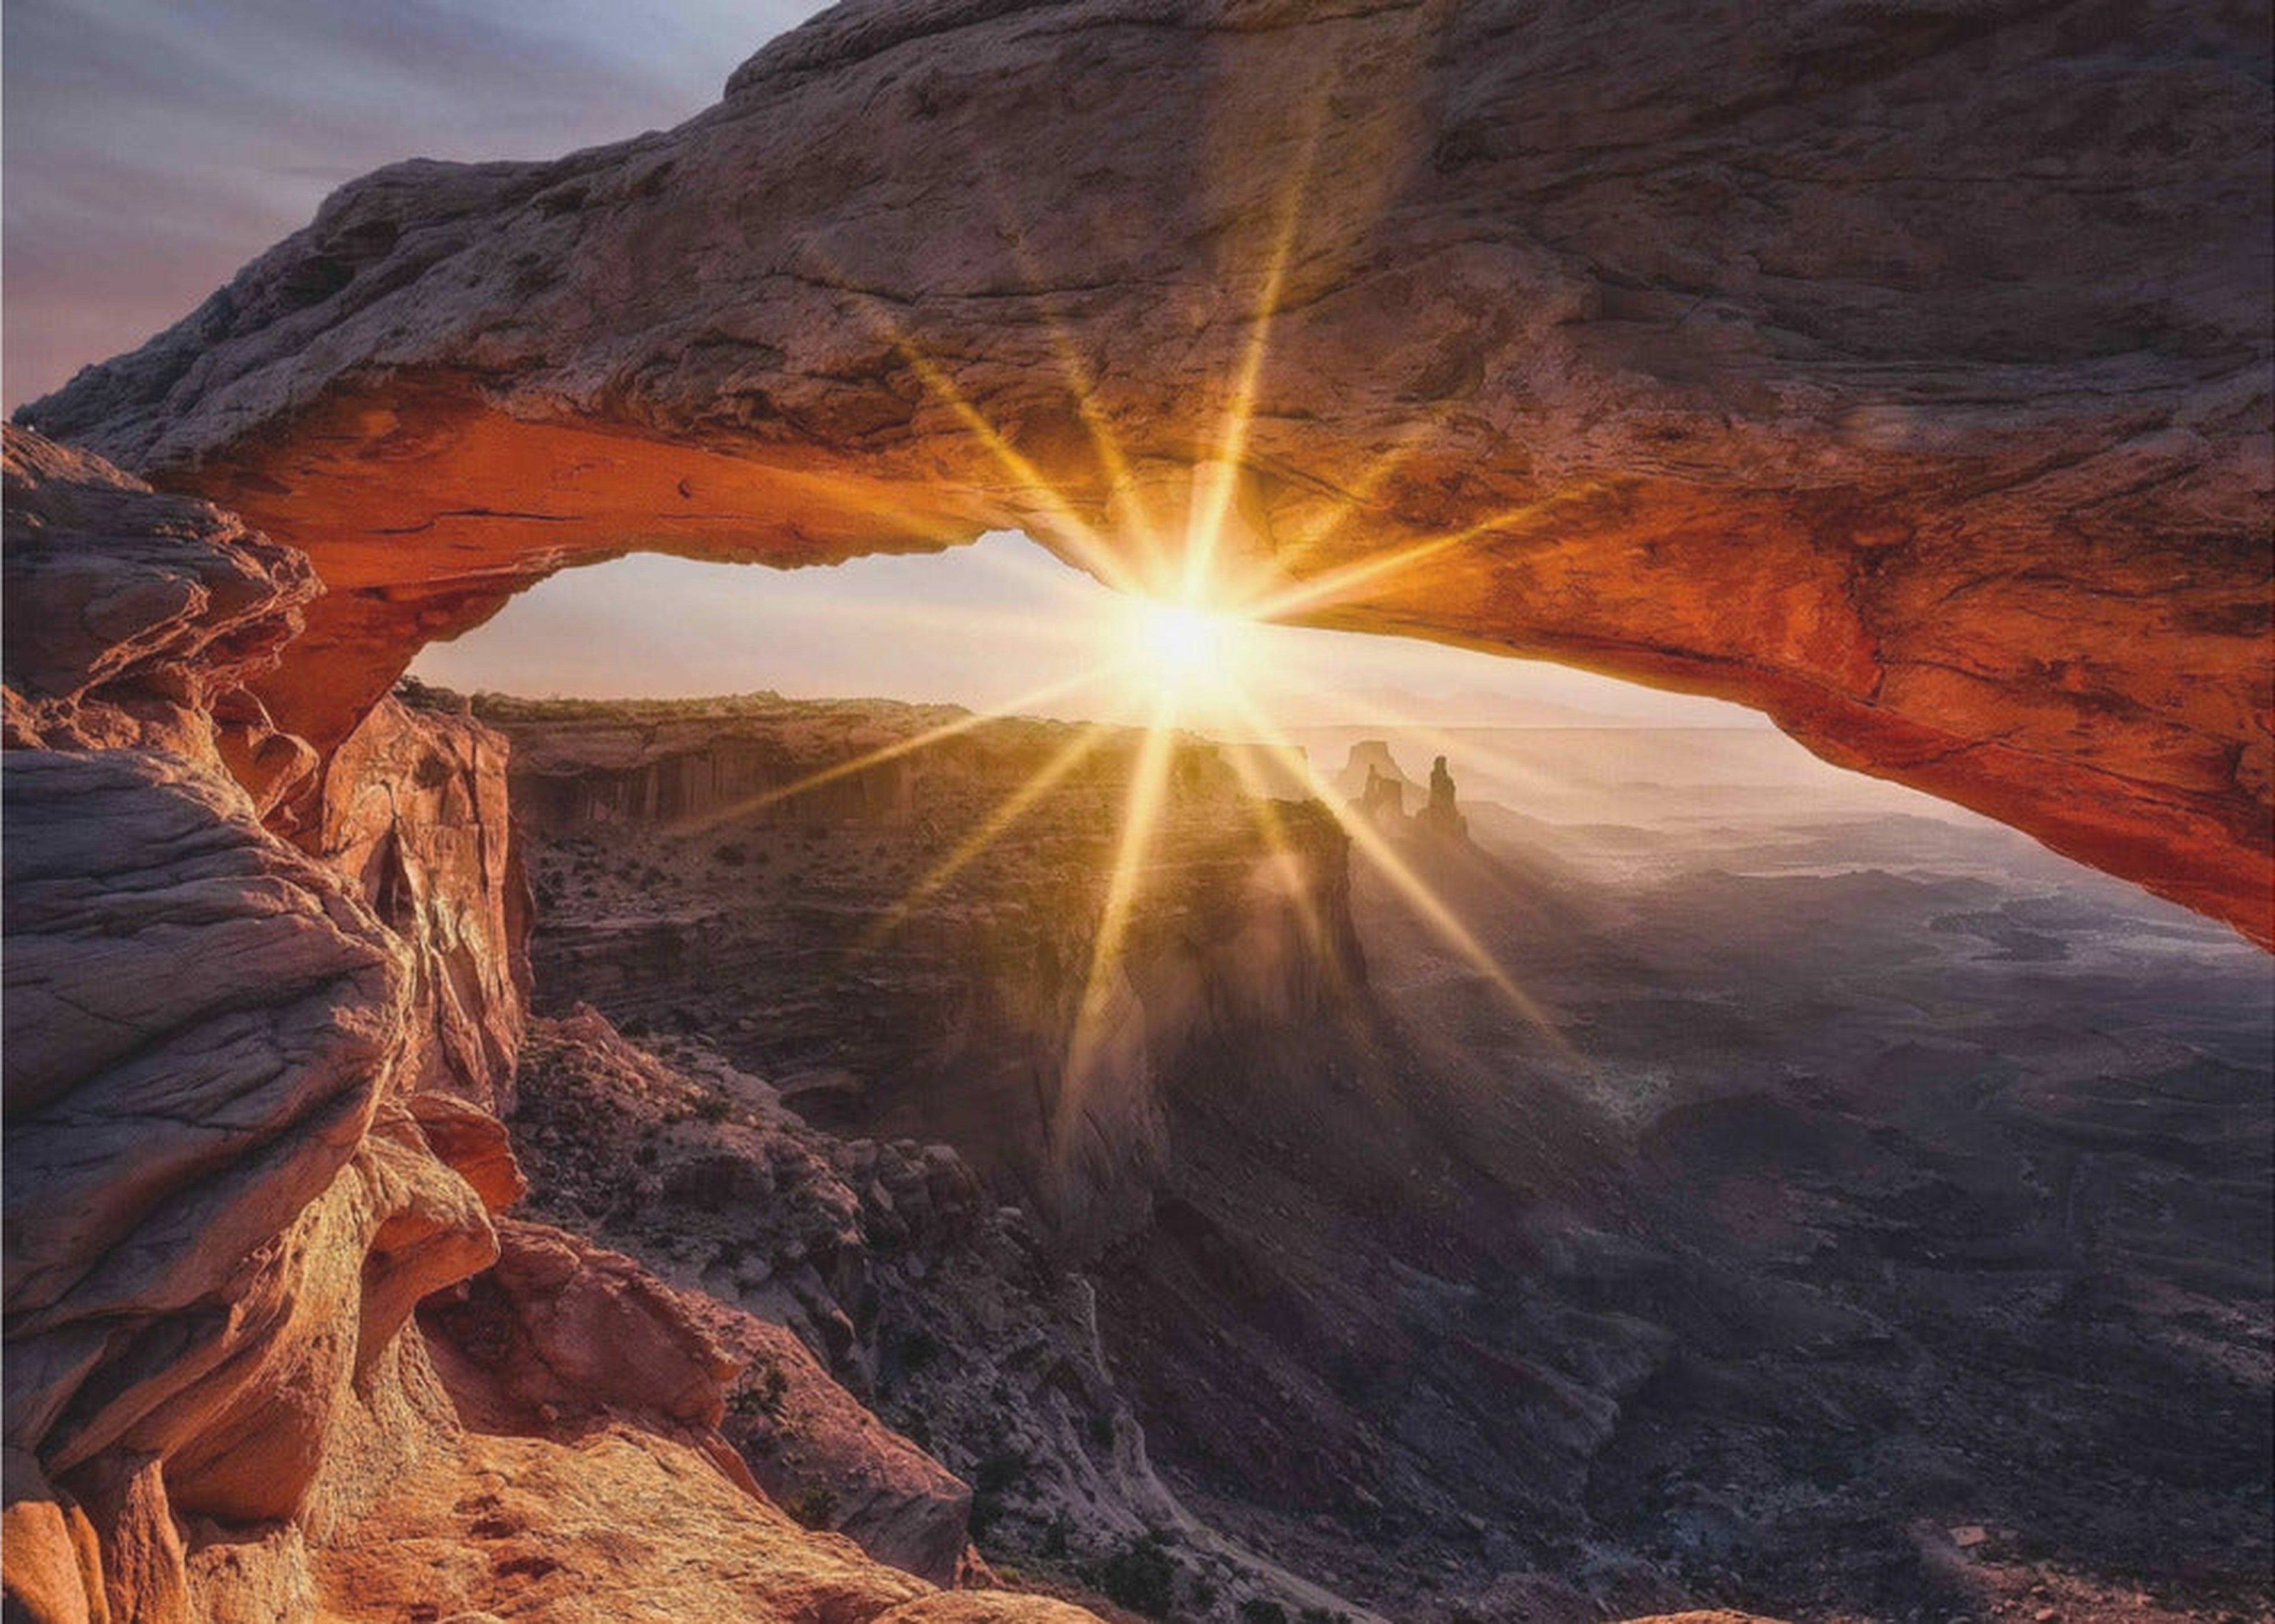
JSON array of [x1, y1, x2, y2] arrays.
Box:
[[439, 686, 2271, 1624]]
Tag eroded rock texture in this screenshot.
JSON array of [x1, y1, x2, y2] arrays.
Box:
[[1, 427, 318, 811], [318, 695, 532, 1114], [17, 0, 2273, 940]]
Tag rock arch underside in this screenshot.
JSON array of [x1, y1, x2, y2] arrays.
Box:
[[20, 0, 2274, 941]]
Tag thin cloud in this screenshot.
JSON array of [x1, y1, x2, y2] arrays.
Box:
[[4, 0, 819, 406]]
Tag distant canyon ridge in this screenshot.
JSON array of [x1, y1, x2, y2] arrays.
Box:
[[15, 0, 2272, 943]]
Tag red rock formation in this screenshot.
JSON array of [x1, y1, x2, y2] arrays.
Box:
[[0, 709, 497, 1621], [16, 1, 2270, 941], [704, 1314, 976, 1588], [422, 1219, 744, 1464], [308, 1424, 933, 1623], [318, 694, 531, 1113]]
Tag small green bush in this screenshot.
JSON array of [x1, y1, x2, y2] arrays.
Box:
[[727, 1360, 789, 1421], [786, 1485, 839, 1530], [1097, 1532, 1177, 1617]]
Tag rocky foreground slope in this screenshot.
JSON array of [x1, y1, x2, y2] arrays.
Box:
[[0, 426, 1108, 1623]]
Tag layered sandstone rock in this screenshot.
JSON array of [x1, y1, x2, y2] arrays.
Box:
[[17, 0, 2271, 940], [0, 428, 505, 1620], [308, 1424, 931, 1623], [1, 426, 318, 811], [0, 747, 446, 1619]]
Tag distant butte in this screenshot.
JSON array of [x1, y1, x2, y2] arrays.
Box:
[[17, 1, 2270, 941]]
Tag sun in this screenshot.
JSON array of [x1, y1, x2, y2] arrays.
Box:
[[1110, 590, 1264, 720], [1132, 598, 1231, 686]]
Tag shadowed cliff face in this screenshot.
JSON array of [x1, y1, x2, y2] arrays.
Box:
[[480, 691, 1366, 1254], [14, 0, 2271, 943]]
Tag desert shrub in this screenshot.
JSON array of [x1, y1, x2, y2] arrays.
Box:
[[1040, 1514, 1071, 1559], [714, 842, 748, 866], [895, 1328, 941, 1372], [1096, 1533, 1177, 1617], [692, 1093, 731, 1123], [1239, 1603, 1289, 1624], [728, 1359, 789, 1421], [786, 1485, 839, 1530]]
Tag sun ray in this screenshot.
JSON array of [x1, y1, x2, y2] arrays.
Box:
[[1244, 531, 1467, 622], [874, 333, 1148, 597], [791, 236, 1146, 598], [1181, 100, 1334, 604], [1263, 418, 1449, 573], [1062, 693, 1181, 1096], [1222, 751, 1364, 1005], [851, 723, 1110, 955], [674, 660, 1132, 835], [951, 152, 1169, 579], [1241, 501, 1555, 626], [1218, 689, 1575, 1056]]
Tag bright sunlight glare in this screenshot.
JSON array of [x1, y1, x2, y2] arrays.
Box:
[[1123, 596, 1245, 699]]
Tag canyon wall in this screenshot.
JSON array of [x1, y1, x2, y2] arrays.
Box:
[[483, 694, 1366, 1254], [16, 0, 2271, 942]]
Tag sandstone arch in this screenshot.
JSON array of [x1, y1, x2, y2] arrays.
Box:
[[19, 0, 2271, 941]]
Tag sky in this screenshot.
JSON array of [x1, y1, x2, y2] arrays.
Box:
[[409, 537, 1764, 728], [3, 1, 1760, 730], [2, 0, 817, 406]]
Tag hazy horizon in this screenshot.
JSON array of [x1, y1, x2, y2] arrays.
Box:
[[409, 532, 1778, 733]]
